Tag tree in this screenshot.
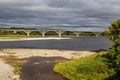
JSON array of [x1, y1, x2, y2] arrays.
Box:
[[105, 19, 120, 79]]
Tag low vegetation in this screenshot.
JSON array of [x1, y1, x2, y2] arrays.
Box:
[[0, 56, 26, 74], [54, 52, 115, 80], [0, 37, 21, 40]]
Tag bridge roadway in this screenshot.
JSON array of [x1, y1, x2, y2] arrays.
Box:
[[5, 29, 100, 37]]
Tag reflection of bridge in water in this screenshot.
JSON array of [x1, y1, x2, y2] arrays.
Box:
[[6, 29, 101, 37]]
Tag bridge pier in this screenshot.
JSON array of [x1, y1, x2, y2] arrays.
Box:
[[56, 31, 64, 37], [42, 33, 45, 37], [13, 30, 17, 33], [58, 33, 62, 37], [74, 32, 80, 37], [25, 30, 31, 37], [40, 30, 47, 37], [95, 32, 100, 37]]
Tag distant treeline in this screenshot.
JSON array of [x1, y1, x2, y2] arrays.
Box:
[[0, 27, 37, 30]]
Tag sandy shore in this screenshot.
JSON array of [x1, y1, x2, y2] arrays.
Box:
[[22, 37, 71, 40], [0, 49, 96, 80], [0, 49, 96, 59], [0, 37, 71, 41], [0, 60, 14, 80]]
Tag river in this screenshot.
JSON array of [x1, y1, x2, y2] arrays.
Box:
[[0, 37, 111, 51]]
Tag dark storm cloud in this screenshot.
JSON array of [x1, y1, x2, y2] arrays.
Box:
[[0, 0, 120, 31]]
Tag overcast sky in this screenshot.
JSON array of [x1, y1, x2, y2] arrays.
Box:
[[0, 0, 120, 31]]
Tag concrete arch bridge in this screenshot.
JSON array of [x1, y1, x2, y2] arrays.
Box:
[[6, 29, 100, 37]]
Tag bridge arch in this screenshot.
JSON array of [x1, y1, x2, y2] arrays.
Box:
[[45, 31, 59, 37], [15, 31, 27, 35], [12, 30, 32, 37], [62, 31, 77, 37], [7, 29, 87, 37], [30, 31, 42, 37]]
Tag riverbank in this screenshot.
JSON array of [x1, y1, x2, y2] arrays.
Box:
[[0, 60, 14, 80], [0, 49, 96, 80], [0, 49, 96, 59], [0, 37, 71, 41]]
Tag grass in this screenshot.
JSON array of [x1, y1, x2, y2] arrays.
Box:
[[0, 56, 26, 74], [1, 50, 16, 54], [0, 36, 37, 41], [0, 35, 41, 41], [0, 37, 21, 40], [54, 52, 115, 80], [6, 52, 16, 54]]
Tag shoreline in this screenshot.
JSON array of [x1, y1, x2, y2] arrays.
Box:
[[0, 36, 104, 41], [0, 37, 71, 41], [0, 48, 96, 59]]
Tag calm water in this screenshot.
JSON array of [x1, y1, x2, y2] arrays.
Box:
[[0, 37, 111, 51]]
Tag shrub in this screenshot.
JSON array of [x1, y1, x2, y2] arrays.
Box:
[[104, 19, 120, 79], [54, 53, 114, 80]]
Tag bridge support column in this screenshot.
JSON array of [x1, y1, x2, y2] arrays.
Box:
[[74, 32, 80, 38], [56, 31, 64, 37], [95, 32, 100, 37], [41, 30, 46, 37], [42, 33, 45, 37], [13, 30, 17, 33], [58, 33, 62, 37], [26, 31, 31, 37]]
